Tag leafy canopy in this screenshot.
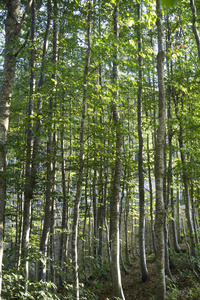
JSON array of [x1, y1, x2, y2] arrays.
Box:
[[161, 0, 179, 8]]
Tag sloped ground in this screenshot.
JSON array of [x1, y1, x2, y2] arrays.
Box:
[[93, 253, 200, 300]]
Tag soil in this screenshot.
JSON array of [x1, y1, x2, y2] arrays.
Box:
[[92, 253, 200, 300]]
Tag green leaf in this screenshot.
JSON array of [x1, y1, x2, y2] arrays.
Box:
[[161, 0, 178, 8]]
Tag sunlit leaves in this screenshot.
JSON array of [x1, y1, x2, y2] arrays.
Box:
[[161, 0, 179, 8]]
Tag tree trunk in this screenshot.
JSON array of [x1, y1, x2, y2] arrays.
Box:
[[137, 1, 149, 283], [110, 4, 125, 300], [22, 0, 51, 284], [92, 169, 98, 257], [190, 179, 199, 244], [147, 134, 157, 253], [179, 127, 196, 257], [38, 0, 57, 281], [155, 1, 166, 299], [21, 1, 36, 291], [190, 0, 200, 61], [124, 183, 131, 266], [71, 2, 91, 298], [119, 181, 129, 275], [82, 167, 89, 285], [0, 0, 33, 296], [59, 109, 71, 285]]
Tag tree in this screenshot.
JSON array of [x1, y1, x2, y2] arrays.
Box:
[[137, 0, 150, 283], [71, 1, 91, 298], [155, 0, 166, 299], [0, 0, 33, 296], [190, 0, 200, 60], [21, 0, 51, 288], [110, 3, 125, 300], [38, 0, 58, 282]]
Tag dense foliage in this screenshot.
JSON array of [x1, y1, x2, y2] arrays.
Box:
[[1, 0, 200, 299]]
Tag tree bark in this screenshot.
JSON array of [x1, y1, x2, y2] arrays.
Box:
[[110, 4, 125, 300], [71, 1, 91, 298], [124, 182, 131, 266], [190, 0, 200, 61], [22, 0, 51, 284], [59, 105, 71, 285], [0, 0, 33, 296], [147, 134, 157, 253], [21, 1, 36, 291], [137, 1, 150, 283], [38, 0, 58, 281], [155, 1, 166, 299]]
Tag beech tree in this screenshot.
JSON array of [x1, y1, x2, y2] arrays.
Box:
[[155, 0, 166, 298], [109, 3, 125, 300], [137, 0, 150, 283], [0, 0, 33, 296], [71, 1, 91, 298]]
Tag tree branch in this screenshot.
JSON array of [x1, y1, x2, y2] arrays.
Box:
[[17, 0, 33, 34], [14, 30, 30, 57]]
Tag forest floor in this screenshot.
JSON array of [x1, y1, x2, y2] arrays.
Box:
[[91, 252, 200, 300]]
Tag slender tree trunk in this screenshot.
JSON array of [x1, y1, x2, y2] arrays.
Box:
[[119, 180, 129, 275], [59, 108, 71, 285], [124, 184, 131, 266], [166, 18, 180, 254], [110, 4, 125, 300], [22, 0, 51, 283], [38, 0, 57, 281], [171, 186, 181, 252], [190, 179, 199, 244], [21, 1, 36, 291], [17, 190, 23, 269], [137, 1, 149, 283], [97, 182, 104, 262], [190, 0, 200, 61], [172, 91, 197, 258], [176, 186, 182, 243], [147, 134, 157, 253], [38, 95, 54, 282], [50, 130, 56, 284], [92, 169, 98, 257], [0, 1, 33, 296], [179, 128, 196, 257], [71, 2, 91, 298], [82, 167, 89, 285], [155, 1, 166, 299]]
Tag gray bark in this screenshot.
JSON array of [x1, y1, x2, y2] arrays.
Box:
[[155, 1, 166, 299], [190, 0, 200, 61], [137, 1, 149, 283], [59, 109, 71, 285], [171, 186, 181, 252], [82, 167, 89, 285], [71, 2, 91, 298], [38, 0, 58, 281], [179, 128, 196, 257], [166, 18, 180, 254], [110, 4, 125, 300], [92, 169, 98, 257], [172, 91, 197, 258], [22, 0, 51, 283], [124, 183, 131, 266], [147, 134, 157, 253], [21, 1, 36, 291], [0, 1, 33, 296], [119, 181, 129, 275]]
